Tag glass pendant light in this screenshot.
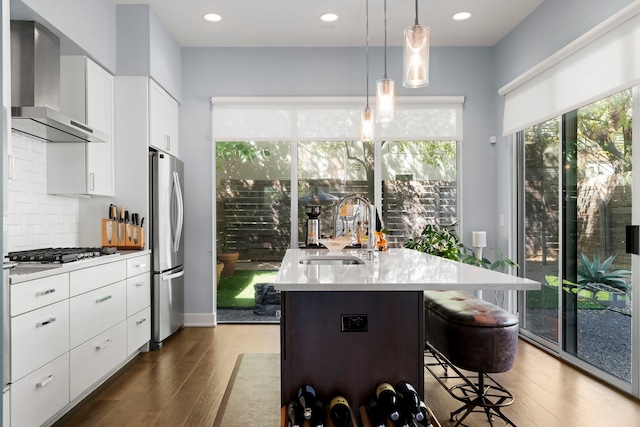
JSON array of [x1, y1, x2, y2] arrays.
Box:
[[403, 0, 430, 88], [376, 0, 395, 123], [361, 0, 374, 141]]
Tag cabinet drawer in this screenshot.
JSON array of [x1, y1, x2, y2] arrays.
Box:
[[11, 353, 70, 427], [127, 306, 151, 356], [11, 300, 70, 382], [126, 273, 150, 316], [10, 273, 69, 316], [127, 254, 150, 277], [70, 281, 126, 349], [70, 321, 126, 401], [70, 260, 126, 297]]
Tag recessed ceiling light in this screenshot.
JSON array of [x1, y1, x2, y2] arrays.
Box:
[[320, 13, 339, 23], [203, 13, 222, 23], [452, 12, 472, 21]]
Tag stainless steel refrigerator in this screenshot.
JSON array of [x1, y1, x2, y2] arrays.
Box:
[[149, 149, 185, 349]]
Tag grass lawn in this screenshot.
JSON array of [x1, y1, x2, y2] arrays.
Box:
[[217, 270, 278, 309]]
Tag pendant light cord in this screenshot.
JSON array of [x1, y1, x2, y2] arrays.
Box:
[[366, 0, 370, 108], [383, 0, 388, 78], [415, 0, 419, 26]]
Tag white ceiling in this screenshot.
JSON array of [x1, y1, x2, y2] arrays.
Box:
[[113, 0, 545, 48]]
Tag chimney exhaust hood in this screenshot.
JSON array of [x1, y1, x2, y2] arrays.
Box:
[[10, 21, 108, 143]]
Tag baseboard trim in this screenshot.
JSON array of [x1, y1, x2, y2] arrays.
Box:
[[184, 312, 217, 327]]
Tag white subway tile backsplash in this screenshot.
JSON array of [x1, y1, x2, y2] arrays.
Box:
[[4, 132, 80, 252]]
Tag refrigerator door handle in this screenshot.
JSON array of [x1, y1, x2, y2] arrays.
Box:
[[162, 269, 185, 281], [172, 171, 184, 254]]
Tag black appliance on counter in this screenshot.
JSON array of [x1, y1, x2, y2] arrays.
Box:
[[7, 247, 117, 264]]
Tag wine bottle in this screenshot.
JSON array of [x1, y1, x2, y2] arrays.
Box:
[[287, 401, 303, 427], [365, 397, 386, 427], [312, 399, 326, 427], [416, 400, 433, 427], [376, 382, 400, 421], [395, 381, 423, 421], [297, 384, 318, 420], [329, 396, 351, 427]]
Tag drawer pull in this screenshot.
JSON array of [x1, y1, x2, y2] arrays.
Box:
[[36, 317, 56, 327], [36, 375, 55, 388], [135, 282, 145, 287], [96, 339, 112, 350], [96, 295, 113, 303], [136, 263, 147, 268], [35, 289, 56, 297], [136, 317, 147, 325]]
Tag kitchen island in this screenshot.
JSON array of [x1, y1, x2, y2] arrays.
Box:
[[274, 248, 540, 419]]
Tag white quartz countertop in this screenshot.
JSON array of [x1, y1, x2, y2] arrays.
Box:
[[7, 249, 151, 284], [274, 248, 541, 292]]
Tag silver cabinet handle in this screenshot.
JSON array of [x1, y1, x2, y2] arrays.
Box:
[[90, 172, 95, 191], [96, 339, 112, 350], [136, 317, 147, 325], [36, 317, 56, 327], [35, 289, 56, 297], [135, 282, 145, 287], [36, 375, 54, 388], [136, 263, 147, 269], [96, 295, 112, 303]]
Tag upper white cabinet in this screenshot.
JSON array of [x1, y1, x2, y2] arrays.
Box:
[[149, 79, 179, 157], [48, 56, 115, 196]]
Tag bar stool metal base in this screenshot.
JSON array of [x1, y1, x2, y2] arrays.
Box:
[[424, 341, 516, 427]]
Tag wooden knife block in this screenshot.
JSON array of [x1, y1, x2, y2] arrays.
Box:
[[101, 219, 144, 249]]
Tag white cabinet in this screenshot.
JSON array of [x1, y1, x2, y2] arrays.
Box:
[[149, 78, 179, 157], [70, 322, 126, 401], [11, 299, 70, 382], [127, 306, 151, 355], [69, 281, 126, 349], [11, 354, 70, 427], [125, 254, 151, 355], [9, 273, 71, 427], [48, 55, 115, 196], [8, 253, 151, 425]]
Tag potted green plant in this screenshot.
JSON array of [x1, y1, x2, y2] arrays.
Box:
[[404, 223, 518, 271]]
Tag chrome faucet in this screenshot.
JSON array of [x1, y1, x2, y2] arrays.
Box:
[[332, 194, 377, 252]]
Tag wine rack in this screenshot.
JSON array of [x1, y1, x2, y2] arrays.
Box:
[[358, 405, 442, 427], [280, 405, 358, 427]]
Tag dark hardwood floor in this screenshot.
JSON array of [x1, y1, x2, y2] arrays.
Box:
[[53, 325, 640, 427]]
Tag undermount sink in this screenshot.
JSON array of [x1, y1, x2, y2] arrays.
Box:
[[299, 255, 365, 265]]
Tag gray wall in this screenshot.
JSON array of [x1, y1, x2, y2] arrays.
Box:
[[115, 4, 182, 101], [181, 46, 497, 315]]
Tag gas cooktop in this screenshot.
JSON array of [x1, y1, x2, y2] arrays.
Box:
[[7, 247, 118, 264]]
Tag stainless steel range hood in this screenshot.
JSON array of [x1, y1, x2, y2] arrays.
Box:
[[10, 21, 108, 143]]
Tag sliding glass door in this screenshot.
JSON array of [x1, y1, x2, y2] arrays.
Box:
[[519, 89, 634, 385], [520, 118, 560, 345]]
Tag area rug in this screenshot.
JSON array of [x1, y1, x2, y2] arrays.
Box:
[[212, 353, 281, 427]]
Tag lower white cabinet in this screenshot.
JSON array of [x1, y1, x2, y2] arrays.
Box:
[[70, 321, 127, 401], [127, 306, 151, 355], [11, 353, 70, 427], [70, 280, 127, 349], [9, 253, 152, 426], [11, 300, 70, 382]]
